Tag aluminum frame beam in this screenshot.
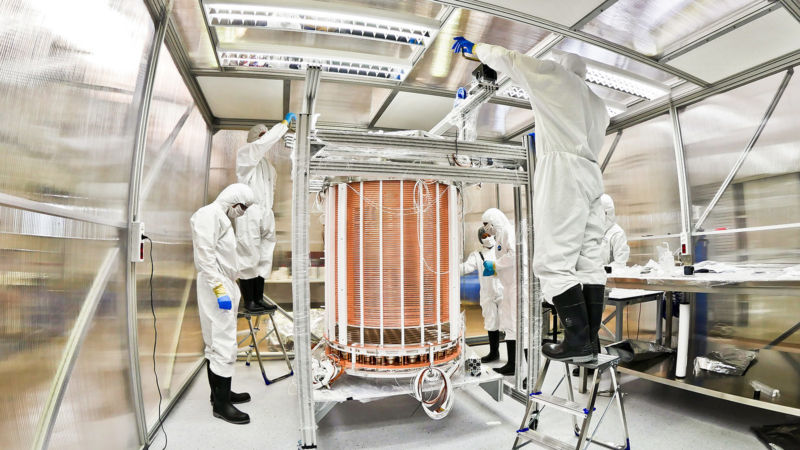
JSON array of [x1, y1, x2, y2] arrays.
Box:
[[430, 0, 709, 87], [779, 0, 800, 23], [310, 161, 527, 185], [693, 68, 794, 232], [600, 130, 622, 173], [668, 103, 692, 260]]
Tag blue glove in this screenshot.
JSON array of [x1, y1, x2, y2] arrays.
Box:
[[482, 260, 496, 277], [213, 284, 232, 310], [284, 112, 297, 124], [452, 37, 475, 55]]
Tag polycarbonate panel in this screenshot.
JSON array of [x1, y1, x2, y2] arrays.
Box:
[[49, 253, 138, 450], [0, 0, 154, 223], [698, 228, 800, 263], [579, 0, 754, 57], [289, 81, 393, 127], [374, 91, 455, 130], [405, 8, 551, 91], [0, 207, 124, 449], [173, 0, 219, 68], [208, 130, 245, 203], [197, 76, 284, 120], [681, 72, 784, 231], [335, 0, 445, 19], [667, 9, 800, 83], [552, 38, 682, 86], [595, 132, 620, 168], [627, 237, 681, 267], [473, 103, 534, 140], [474, 0, 606, 26], [602, 114, 681, 238], [137, 46, 211, 429]]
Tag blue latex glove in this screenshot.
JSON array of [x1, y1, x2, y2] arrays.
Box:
[[284, 112, 297, 124], [217, 295, 232, 310], [452, 36, 475, 55], [213, 284, 232, 310], [483, 260, 496, 277]]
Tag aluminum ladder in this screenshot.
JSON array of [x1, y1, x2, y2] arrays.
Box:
[[513, 353, 630, 450]]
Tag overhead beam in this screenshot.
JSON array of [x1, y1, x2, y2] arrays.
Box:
[[368, 89, 399, 128], [659, 1, 781, 63], [430, 0, 709, 87], [779, 0, 800, 23], [608, 49, 800, 133]]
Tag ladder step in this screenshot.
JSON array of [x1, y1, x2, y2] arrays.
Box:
[[529, 393, 589, 417], [516, 429, 575, 450]]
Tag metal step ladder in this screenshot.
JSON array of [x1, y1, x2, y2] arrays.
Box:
[[513, 354, 630, 450]]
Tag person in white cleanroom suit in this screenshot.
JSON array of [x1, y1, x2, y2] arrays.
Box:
[[453, 37, 609, 363], [460, 226, 504, 363], [191, 183, 254, 425], [600, 194, 630, 268], [235, 113, 295, 312], [480, 208, 519, 375]]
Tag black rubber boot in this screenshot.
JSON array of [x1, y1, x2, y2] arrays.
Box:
[[240, 277, 267, 312], [209, 368, 250, 424], [481, 330, 501, 363], [493, 340, 516, 376], [207, 360, 250, 404], [583, 284, 606, 358], [542, 285, 593, 363]]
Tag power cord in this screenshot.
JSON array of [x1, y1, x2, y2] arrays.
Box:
[[144, 236, 167, 450]]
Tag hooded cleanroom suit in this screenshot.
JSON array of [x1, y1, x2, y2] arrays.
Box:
[[474, 44, 610, 303], [481, 208, 517, 336], [599, 194, 630, 267], [191, 183, 255, 377], [236, 123, 288, 281], [461, 244, 504, 331]]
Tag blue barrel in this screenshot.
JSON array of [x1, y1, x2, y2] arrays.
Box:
[[460, 271, 480, 303]]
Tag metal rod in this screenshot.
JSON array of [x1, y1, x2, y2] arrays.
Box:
[[523, 134, 541, 398], [513, 186, 525, 391], [669, 103, 692, 260], [600, 131, 622, 173], [694, 68, 794, 231], [292, 66, 321, 449]]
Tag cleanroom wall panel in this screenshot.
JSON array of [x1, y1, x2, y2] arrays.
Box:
[[0, 0, 154, 223], [137, 45, 210, 429], [473, 103, 535, 140], [48, 253, 139, 450], [197, 77, 284, 120], [602, 114, 682, 242], [0, 0, 155, 447], [479, 0, 607, 26], [374, 91, 455, 130], [172, 0, 219, 69], [289, 81, 393, 127], [580, 0, 754, 57], [667, 9, 800, 83]]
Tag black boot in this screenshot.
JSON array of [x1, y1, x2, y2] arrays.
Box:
[[207, 360, 250, 404], [240, 278, 267, 312], [209, 368, 250, 424], [493, 340, 516, 376], [542, 285, 593, 363], [583, 284, 606, 358], [481, 330, 500, 363]]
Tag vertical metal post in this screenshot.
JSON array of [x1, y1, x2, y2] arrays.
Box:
[[293, 66, 321, 449], [669, 103, 693, 262], [513, 187, 525, 391], [523, 134, 540, 396]]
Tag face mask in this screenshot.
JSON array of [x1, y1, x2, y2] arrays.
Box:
[[227, 204, 247, 220], [481, 236, 496, 249]]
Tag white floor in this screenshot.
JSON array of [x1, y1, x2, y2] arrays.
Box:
[[150, 346, 791, 449]]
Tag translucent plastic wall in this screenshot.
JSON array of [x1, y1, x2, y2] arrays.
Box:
[[136, 44, 211, 430], [602, 114, 681, 265], [0, 0, 154, 448]]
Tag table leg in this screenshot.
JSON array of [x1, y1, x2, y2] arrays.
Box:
[[615, 303, 624, 342], [656, 293, 664, 345], [664, 292, 673, 348]]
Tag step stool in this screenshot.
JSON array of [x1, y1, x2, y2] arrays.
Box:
[[513, 354, 630, 450], [237, 307, 294, 385]]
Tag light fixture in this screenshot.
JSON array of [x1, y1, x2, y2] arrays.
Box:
[[204, 0, 439, 47], [498, 84, 627, 117], [217, 44, 412, 81]]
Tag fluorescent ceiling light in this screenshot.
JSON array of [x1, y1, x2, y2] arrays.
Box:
[[498, 85, 627, 117], [217, 44, 411, 81], [204, 0, 438, 47]]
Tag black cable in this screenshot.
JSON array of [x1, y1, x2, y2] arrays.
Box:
[[145, 237, 168, 450]]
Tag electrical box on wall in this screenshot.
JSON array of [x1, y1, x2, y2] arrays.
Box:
[[129, 222, 145, 262]]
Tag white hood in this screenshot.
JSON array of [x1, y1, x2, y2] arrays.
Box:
[[601, 194, 616, 232], [481, 208, 512, 235], [214, 183, 255, 211]]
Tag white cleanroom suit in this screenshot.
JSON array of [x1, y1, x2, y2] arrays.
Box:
[[236, 122, 288, 276], [481, 208, 517, 336], [236, 204, 276, 279], [460, 238, 503, 331], [599, 194, 630, 267], [474, 44, 610, 303], [191, 183, 255, 377]]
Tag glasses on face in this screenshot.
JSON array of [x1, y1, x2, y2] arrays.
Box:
[[479, 232, 491, 240], [235, 203, 249, 211]]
